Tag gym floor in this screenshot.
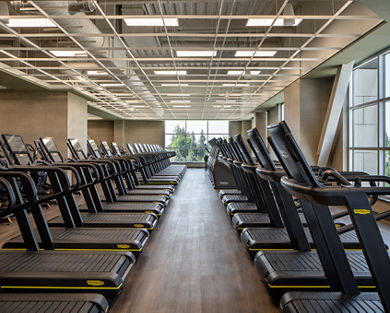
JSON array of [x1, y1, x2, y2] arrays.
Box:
[[0, 168, 389, 313]]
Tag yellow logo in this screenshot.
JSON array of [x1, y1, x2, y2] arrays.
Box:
[[134, 224, 145, 228], [117, 244, 130, 249], [145, 211, 153, 213], [87, 280, 104, 286], [353, 209, 371, 215]]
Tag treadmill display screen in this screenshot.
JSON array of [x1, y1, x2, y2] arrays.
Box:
[[112, 142, 121, 155], [3, 135, 28, 153], [88, 140, 101, 157], [42, 137, 59, 152], [70, 139, 83, 152]]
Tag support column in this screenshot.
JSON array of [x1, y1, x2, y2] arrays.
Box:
[[284, 78, 334, 165], [229, 121, 241, 138], [113, 120, 126, 146], [252, 112, 268, 141], [241, 120, 252, 141]]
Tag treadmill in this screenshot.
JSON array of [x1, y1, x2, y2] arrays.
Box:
[[67, 138, 165, 216], [111, 141, 175, 192], [0, 294, 108, 313], [238, 128, 360, 257], [127, 144, 180, 186], [36, 137, 158, 231], [99, 140, 171, 197], [268, 121, 390, 313], [0, 170, 134, 298], [85, 139, 169, 206], [253, 121, 390, 299], [1, 134, 149, 257]]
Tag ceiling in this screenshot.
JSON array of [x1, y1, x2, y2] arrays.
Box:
[[0, 0, 383, 120]]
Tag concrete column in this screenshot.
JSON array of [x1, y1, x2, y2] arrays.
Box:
[[284, 78, 334, 165], [241, 120, 252, 141], [252, 112, 268, 141], [229, 121, 241, 138], [113, 120, 126, 146], [0, 90, 87, 157]]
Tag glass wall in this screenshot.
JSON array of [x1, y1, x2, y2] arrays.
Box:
[[349, 52, 390, 176], [165, 120, 229, 162]]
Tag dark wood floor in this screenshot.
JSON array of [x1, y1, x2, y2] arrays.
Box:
[[111, 168, 278, 313]]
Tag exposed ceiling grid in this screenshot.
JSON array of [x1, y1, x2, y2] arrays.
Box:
[[0, 0, 383, 120]]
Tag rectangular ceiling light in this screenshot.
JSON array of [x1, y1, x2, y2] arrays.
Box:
[[88, 70, 107, 76], [170, 100, 191, 103], [133, 105, 146, 108], [124, 18, 178, 27], [222, 83, 249, 87], [235, 51, 277, 57], [7, 18, 56, 28], [50, 50, 87, 57], [246, 18, 302, 27], [167, 93, 190, 97], [176, 50, 216, 57], [227, 70, 245, 75], [161, 83, 189, 86], [250, 70, 261, 75], [172, 105, 191, 108], [99, 83, 124, 87], [213, 105, 222, 108], [154, 70, 187, 75]]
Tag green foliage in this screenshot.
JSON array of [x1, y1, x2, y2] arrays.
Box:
[[167, 126, 207, 162]]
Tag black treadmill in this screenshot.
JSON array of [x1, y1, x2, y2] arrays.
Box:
[[238, 128, 360, 257], [0, 294, 109, 313], [253, 121, 390, 299], [111, 141, 175, 192], [0, 171, 134, 298], [127, 144, 180, 186], [67, 138, 165, 216], [268, 121, 390, 313], [1, 134, 149, 257], [37, 137, 158, 231], [99, 140, 171, 197], [85, 139, 169, 206]]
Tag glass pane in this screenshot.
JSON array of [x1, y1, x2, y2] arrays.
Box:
[[353, 150, 378, 175], [353, 58, 378, 106], [165, 135, 173, 148], [165, 120, 185, 133], [385, 53, 390, 97], [352, 105, 378, 147], [208, 121, 229, 134], [186, 120, 207, 134]]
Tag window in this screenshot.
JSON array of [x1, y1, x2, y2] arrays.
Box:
[[165, 120, 229, 162], [349, 53, 390, 176]]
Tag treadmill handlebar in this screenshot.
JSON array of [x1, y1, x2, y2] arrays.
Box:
[[0, 176, 16, 218]]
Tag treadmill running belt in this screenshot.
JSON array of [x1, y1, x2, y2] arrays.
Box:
[[280, 292, 384, 313], [0, 294, 108, 313]]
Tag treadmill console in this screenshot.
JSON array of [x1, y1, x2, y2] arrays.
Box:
[[101, 141, 113, 157], [1, 134, 32, 165], [41, 137, 63, 162], [111, 142, 121, 155], [69, 139, 87, 160], [87, 140, 101, 158]]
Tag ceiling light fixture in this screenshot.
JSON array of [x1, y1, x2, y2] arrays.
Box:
[[99, 83, 124, 87], [161, 83, 189, 86], [124, 18, 178, 27], [50, 50, 87, 57], [172, 105, 191, 108], [170, 100, 191, 103], [246, 18, 302, 27], [222, 83, 249, 87], [176, 50, 216, 57], [167, 93, 190, 97], [154, 70, 187, 75], [87, 70, 107, 76], [7, 18, 56, 28], [235, 50, 277, 57]]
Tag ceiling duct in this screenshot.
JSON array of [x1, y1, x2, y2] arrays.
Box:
[[68, 1, 96, 14], [33, 1, 163, 117]]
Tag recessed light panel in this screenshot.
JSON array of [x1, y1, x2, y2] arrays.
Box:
[[124, 18, 178, 27], [176, 50, 216, 57], [7, 18, 56, 28]]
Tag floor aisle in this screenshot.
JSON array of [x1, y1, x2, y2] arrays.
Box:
[[111, 168, 278, 313]]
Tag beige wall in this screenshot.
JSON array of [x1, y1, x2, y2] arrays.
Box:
[[88, 120, 114, 143], [267, 106, 279, 126], [124, 120, 164, 146], [0, 90, 70, 156], [253, 112, 268, 141], [241, 120, 252, 141]]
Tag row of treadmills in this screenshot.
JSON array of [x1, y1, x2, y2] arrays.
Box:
[[0, 134, 186, 312], [215, 121, 390, 313]]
